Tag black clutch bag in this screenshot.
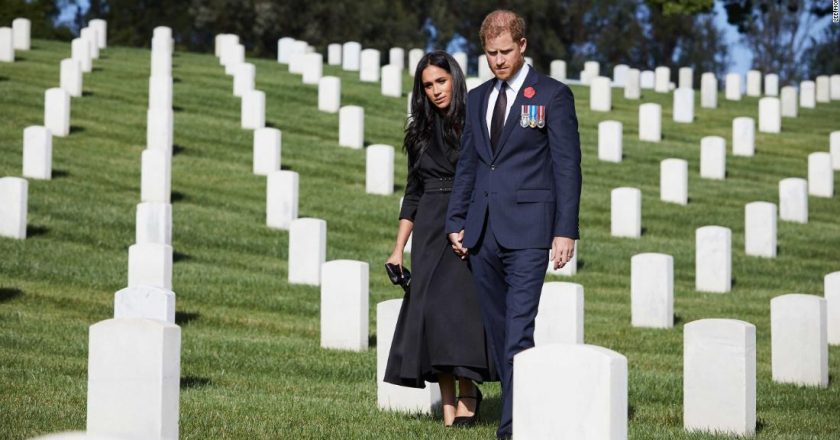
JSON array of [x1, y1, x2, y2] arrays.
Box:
[[385, 263, 411, 293]]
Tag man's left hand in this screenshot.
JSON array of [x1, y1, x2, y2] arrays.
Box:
[[550, 236, 575, 270]]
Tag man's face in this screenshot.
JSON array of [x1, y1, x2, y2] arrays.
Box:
[[484, 31, 526, 81]]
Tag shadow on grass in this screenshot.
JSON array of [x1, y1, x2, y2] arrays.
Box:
[[70, 125, 85, 134], [173, 105, 184, 113], [173, 251, 192, 263], [173, 144, 185, 156], [0, 288, 24, 303], [628, 403, 635, 421], [14, 56, 26, 62], [0, 76, 8, 82], [577, 259, 585, 270], [265, 121, 278, 129], [180, 376, 212, 389], [52, 169, 70, 179], [82, 91, 94, 97], [280, 164, 295, 171], [756, 417, 766, 433], [393, 183, 404, 192], [673, 314, 684, 326], [92, 67, 104, 72], [27, 225, 49, 237], [175, 311, 200, 326], [171, 191, 188, 202], [173, 77, 182, 83], [368, 334, 376, 348]]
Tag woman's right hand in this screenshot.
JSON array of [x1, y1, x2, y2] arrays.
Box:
[[386, 249, 403, 269]]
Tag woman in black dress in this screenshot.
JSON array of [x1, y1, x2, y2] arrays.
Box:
[[384, 51, 495, 427]]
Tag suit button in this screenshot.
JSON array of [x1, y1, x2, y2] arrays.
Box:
[[491, 165, 496, 171]]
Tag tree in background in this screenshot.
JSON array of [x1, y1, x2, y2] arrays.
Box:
[[802, 23, 840, 78], [0, 0, 74, 40]]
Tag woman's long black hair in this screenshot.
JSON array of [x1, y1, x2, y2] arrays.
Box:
[[404, 51, 467, 176]]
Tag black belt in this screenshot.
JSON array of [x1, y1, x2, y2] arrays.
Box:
[[424, 177, 453, 192]]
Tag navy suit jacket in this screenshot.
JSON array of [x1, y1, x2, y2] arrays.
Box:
[[446, 67, 581, 250]]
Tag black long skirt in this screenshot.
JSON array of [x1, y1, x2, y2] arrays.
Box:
[[384, 191, 497, 388]]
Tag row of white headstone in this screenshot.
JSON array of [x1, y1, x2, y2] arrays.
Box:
[[0, 18, 32, 62]]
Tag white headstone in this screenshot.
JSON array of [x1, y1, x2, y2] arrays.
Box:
[[152, 26, 172, 49], [581, 61, 599, 85], [826, 272, 840, 345], [114, 285, 175, 324], [478, 57, 493, 80], [44, 88, 70, 137], [342, 41, 361, 71], [0, 27, 14, 62], [217, 34, 238, 66], [12, 18, 30, 51], [136, 202, 171, 245], [513, 344, 627, 440], [611, 187, 641, 238], [781, 86, 798, 117], [381, 65, 402, 98], [0, 177, 27, 239], [660, 158, 688, 205], [695, 226, 731, 293], [744, 202, 777, 258], [700, 136, 726, 180], [150, 43, 171, 77], [288, 218, 327, 285], [148, 75, 172, 110], [90, 19, 107, 49], [624, 68, 640, 100], [366, 144, 394, 195], [832, 75, 840, 100], [631, 253, 673, 328], [612, 64, 628, 87], [71, 38, 91, 72], [241, 90, 265, 130], [534, 282, 584, 345], [251, 127, 281, 176], [60, 58, 83, 97], [598, 120, 622, 162], [700, 73, 717, 108], [816, 75, 830, 103], [22, 126, 52, 180], [87, 318, 180, 440], [288, 52, 307, 75], [127, 243, 173, 290], [320, 260, 369, 351], [732, 117, 755, 157], [267, 170, 299, 230], [771, 294, 828, 387], [654, 66, 670, 93], [140, 149, 170, 204], [725, 73, 741, 101], [301, 53, 323, 85], [146, 108, 173, 152], [831, 131, 840, 170], [359, 48, 380, 82], [590, 76, 611, 112], [546, 240, 578, 277], [764, 73, 779, 96], [326, 43, 342, 66], [318, 76, 341, 113], [758, 97, 781, 133], [683, 319, 755, 436], [223, 44, 244, 75], [745, 70, 761, 96], [678, 67, 693, 89], [233, 63, 255, 97], [640, 70, 655, 89], [800, 80, 816, 108], [83, 27, 100, 59], [452, 52, 467, 75], [276, 37, 295, 63], [638, 103, 661, 142], [808, 152, 833, 197], [376, 299, 441, 412], [550, 60, 567, 81], [465, 77, 482, 91], [779, 178, 808, 224], [339, 105, 364, 149], [407, 48, 424, 76], [673, 88, 694, 123]]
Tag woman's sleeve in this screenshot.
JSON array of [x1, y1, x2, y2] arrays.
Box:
[[398, 157, 423, 221]]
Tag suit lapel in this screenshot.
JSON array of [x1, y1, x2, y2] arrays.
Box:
[[493, 67, 539, 160], [475, 81, 493, 163]]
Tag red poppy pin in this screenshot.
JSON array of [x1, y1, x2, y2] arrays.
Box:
[[523, 86, 536, 99]]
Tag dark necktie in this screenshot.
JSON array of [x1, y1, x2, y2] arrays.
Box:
[[490, 81, 508, 154]]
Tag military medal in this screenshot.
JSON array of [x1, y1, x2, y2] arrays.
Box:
[[529, 105, 537, 128], [537, 105, 546, 128], [520, 105, 529, 128]]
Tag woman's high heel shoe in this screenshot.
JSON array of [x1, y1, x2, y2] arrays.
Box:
[[452, 387, 482, 427]]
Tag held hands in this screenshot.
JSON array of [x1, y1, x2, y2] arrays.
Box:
[[551, 236, 575, 270], [448, 230, 469, 260]]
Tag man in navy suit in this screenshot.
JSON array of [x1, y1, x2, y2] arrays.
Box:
[[446, 9, 581, 439]]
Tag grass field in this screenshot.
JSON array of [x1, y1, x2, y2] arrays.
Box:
[[1, 39, 839, 439]]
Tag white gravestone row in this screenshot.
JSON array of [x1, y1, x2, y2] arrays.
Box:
[[13, 18, 30, 51], [147, 108, 173, 153], [826, 272, 840, 345], [660, 158, 687, 205], [321, 260, 369, 351], [764, 73, 779, 96], [673, 88, 694, 123], [90, 19, 107, 49], [638, 103, 661, 142], [695, 226, 731, 293], [267, 170, 299, 230], [366, 145, 394, 195], [253, 127, 281, 176], [381, 64, 402, 98], [781, 86, 797, 117], [114, 285, 175, 324], [339, 105, 364, 149], [624, 68, 640, 100], [148, 74, 173, 111], [816, 75, 830, 103], [128, 242, 173, 290], [300, 53, 323, 85], [61, 58, 83, 98], [581, 61, 599, 85], [732, 117, 755, 157], [613, 64, 629, 87], [465, 78, 482, 92], [327, 43, 342, 66], [71, 36, 92, 72], [684, 319, 756, 436], [831, 131, 840, 170], [44, 88, 70, 137], [598, 120, 622, 162], [376, 299, 441, 413], [800, 80, 816, 108], [550, 60, 566, 82], [452, 52, 468, 76], [22, 126, 52, 180], [513, 344, 627, 439], [141, 149, 171, 204], [136, 202, 171, 246], [744, 201, 777, 258], [288, 218, 327, 285], [0, 177, 27, 239], [745, 70, 761, 97], [725, 73, 741, 101], [678, 67, 692, 89], [318, 76, 341, 113], [631, 253, 673, 328], [808, 152, 833, 197], [241, 90, 265, 129], [640, 70, 655, 89], [342, 41, 361, 71], [534, 282, 584, 345], [832, 75, 840, 100], [611, 187, 641, 238], [758, 97, 781, 133], [779, 178, 808, 224], [590, 76, 611, 112], [654, 66, 670, 93], [700, 72, 716, 108], [700, 136, 725, 180], [407, 48, 424, 77], [233, 63, 255, 97], [360, 48, 380, 82], [771, 294, 828, 388], [276, 37, 302, 64]]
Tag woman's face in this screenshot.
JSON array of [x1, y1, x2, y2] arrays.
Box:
[[421, 64, 454, 110]]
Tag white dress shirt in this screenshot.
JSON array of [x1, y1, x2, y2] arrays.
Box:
[[485, 63, 531, 134]]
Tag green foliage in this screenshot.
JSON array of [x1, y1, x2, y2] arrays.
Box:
[[0, 0, 74, 41], [2, 39, 840, 440], [647, 0, 714, 16], [803, 24, 840, 78]]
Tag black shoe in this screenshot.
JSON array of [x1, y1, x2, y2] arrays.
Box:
[[452, 387, 482, 427]]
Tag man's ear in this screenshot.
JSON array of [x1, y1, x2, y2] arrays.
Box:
[[518, 38, 527, 55]]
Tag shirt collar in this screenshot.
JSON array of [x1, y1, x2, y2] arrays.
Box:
[[497, 62, 530, 95]]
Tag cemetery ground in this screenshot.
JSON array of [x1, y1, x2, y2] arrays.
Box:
[[1, 39, 839, 439]]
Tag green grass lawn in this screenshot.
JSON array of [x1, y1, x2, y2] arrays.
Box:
[[1, 39, 839, 439]]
